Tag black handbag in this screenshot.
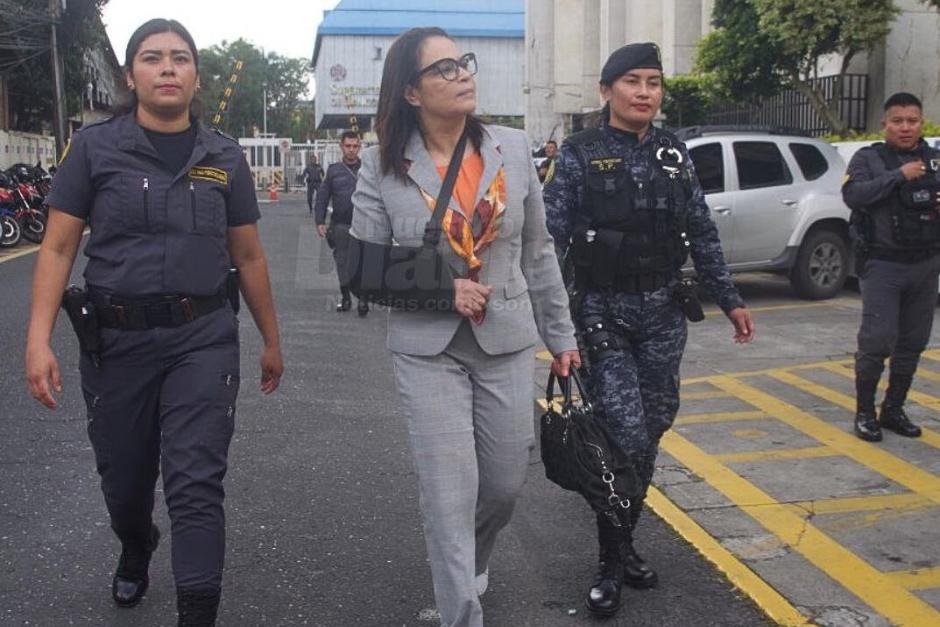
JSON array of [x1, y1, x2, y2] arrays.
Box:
[[540, 369, 641, 527], [340, 134, 466, 311]]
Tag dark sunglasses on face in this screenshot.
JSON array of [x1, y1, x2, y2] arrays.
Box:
[[412, 52, 478, 83]]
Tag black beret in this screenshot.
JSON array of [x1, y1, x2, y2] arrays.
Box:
[[600, 42, 662, 85]]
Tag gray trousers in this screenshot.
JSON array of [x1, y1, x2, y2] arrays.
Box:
[[391, 321, 536, 627], [856, 255, 940, 381]]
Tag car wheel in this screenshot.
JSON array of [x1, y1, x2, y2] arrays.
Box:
[[790, 228, 849, 300]]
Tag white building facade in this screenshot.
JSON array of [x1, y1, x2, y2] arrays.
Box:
[[312, 1, 525, 134]]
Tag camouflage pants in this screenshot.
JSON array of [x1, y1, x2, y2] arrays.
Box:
[[578, 286, 687, 497]]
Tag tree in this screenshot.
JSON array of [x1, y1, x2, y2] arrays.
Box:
[[1, 0, 111, 133], [697, 0, 898, 136], [199, 39, 311, 141], [662, 75, 716, 128], [696, 0, 786, 103]]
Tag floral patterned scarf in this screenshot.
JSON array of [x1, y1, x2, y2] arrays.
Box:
[[420, 166, 507, 322]]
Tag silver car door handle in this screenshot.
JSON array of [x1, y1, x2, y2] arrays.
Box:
[[713, 206, 731, 215], [781, 199, 798, 207]]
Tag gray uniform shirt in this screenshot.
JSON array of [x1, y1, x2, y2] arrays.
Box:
[[842, 140, 940, 250], [47, 113, 260, 296], [314, 160, 360, 226]]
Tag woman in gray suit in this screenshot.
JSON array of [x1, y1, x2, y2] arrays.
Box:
[[351, 27, 580, 627]]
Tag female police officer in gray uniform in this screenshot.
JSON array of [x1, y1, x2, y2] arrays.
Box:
[[543, 43, 755, 617], [25, 19, 283, 626]]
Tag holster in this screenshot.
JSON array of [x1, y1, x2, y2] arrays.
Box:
[[61, 285, 101, 367], [673, 280, 705, 322], [226, 268, 240, 314]]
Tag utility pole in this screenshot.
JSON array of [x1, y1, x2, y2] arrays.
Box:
[[49, 0, 69, 160]]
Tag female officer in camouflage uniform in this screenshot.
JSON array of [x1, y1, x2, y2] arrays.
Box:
[[25, 19, 283, 626], [543, 42, 755, 617]]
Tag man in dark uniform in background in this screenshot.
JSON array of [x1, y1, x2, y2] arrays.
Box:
[[314, 130, 367, 316], [543, 42, 754, 618], [302, 154, 324, 214], [843, 92, 940, 442]]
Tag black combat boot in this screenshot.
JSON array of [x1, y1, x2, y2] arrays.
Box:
[[112, 524, 160, 608], [880, 373, 922, 437], [585, 515, 624, 617], [623, 501, 658, 589], [854, 377, 882, 442], [357, 299, 369, 317], [177, 587, 221, 627], [337, 288, 351, 312]]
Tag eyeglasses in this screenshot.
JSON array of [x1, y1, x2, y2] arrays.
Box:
[[412, 53, 478, 83]]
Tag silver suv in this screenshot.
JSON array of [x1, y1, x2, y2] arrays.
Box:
[[678, 126, 851, 300]]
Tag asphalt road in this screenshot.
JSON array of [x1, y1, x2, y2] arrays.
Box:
[[0, 195, 770, 626]]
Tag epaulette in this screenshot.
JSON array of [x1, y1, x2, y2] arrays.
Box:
[[210, 126, 239, 144], [78, 116, 116, 132], [566, 127, 605, 146]]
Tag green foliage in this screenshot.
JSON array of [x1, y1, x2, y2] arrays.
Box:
[[199, 39, 311, 141], [2, 0, 111, 133], [662, 74, 716, 127], [696, 0, 787, 102], [697, 0, 899, 135], [821, 119, 940, 143]]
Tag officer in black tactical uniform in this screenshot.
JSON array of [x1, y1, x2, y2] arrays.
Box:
[[25, 19, 283, 626], [843, 92, 940, 442], [543, 42, 755, 617], [314, 130, 368, 316]]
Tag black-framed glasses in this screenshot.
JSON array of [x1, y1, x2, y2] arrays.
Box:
[[413, 53, 477, 83]]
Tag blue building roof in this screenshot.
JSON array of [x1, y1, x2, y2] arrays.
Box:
[[312, 0, 524, 67]]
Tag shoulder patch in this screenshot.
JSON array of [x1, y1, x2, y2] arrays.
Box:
[[930, 158, 940, 172], [189, 166, 228, 185]]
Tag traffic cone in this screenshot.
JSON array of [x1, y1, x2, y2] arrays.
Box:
[[268, 182, 278, 202]]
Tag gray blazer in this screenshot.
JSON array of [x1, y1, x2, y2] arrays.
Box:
[[350, 124, 577, 357]]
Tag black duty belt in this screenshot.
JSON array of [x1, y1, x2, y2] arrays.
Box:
[[596, 273, 670, 294], [867, 247, 939, 264], [94, 290, 229, 330]]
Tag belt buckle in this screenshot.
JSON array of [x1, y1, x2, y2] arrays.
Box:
[[179, 297, 195, 322], [113, 304, 127, 327]]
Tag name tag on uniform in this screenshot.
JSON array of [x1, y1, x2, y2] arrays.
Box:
[[189, 166, 228, 185], [589, 158, 623, 173]]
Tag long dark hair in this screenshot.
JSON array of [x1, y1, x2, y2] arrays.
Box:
[[375, 27, 483, 179], [111, 18, 202, 118]]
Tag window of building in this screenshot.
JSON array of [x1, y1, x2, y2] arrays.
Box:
[[689, 143, 724, 194], [733, 141, 792, 190], [789, 143, 829, 181]]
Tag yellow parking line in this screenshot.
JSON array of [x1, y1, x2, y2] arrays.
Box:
[[701, 297, 858, 318], [0, 243, 40, 263], [683, 390, 732, 400], [796, 364, 940, 452], [885, 566, 940, 591], [661, 430, 940, 625], [682, 357, 854, 386], [790, 493, 934, 516], [712, 375, 940, 505], [645, 487, 810, 627], [675, 410, 767, 425], [715, 446, 838, 464], [536, 350, 553, 361], [909, 367, 940, 384]]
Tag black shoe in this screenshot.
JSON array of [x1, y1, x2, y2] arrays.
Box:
[[854, 411, 883, 442], [357, 301, 369, 317], [177, 587, 221, 627], [622, 544, 658, 589], [336, 297, 351, 312], [880, 405, 922, 438], [585, 557, 623, 617], [112, 525, 160, 608]]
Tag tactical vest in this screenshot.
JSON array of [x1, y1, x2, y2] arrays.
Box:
[[874, 142, 940, 249], [568, 128, 691, 292]]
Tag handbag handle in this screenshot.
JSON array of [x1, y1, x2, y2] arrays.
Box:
[[545, 369, 592, 410], [422, 133, 468, 249]]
